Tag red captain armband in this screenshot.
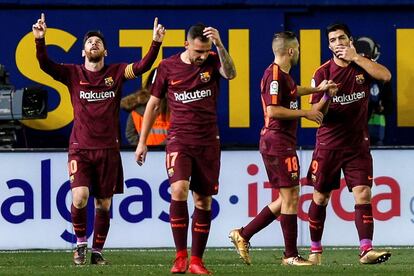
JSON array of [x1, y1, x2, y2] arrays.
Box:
[[322, 93, 332, 101]]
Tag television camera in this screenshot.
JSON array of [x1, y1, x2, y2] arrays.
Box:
[[0, 64, 48, 147]]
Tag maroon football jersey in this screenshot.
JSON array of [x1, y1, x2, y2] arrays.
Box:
[[151, 52, 222, 145], [310, 59, 373, 149], [36, 38, 161, 149], [259, 63, 298, 154]]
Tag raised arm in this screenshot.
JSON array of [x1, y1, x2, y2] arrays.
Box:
[[335, 40, 391, 82], [152, 17, 166, 43], [125, 18, 165, 79], [32, 13, 69, 81], [203, 27, 236, 80], [32, 13, 46, 40]]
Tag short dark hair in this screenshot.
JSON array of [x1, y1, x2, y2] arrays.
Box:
[[83, 30, 106, 49], [326, 23, 352, 40], [272, 31, 297, 42], [187, 23, 209, 42]]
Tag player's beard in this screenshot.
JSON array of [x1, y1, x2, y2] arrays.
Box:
[[192, 57, 205, 66], [290, 51, 299, 67], [189, 52, 207, 66], [291, 54, 299, 66], [85, 49, 105, 63], [331, 49, 341, 59]]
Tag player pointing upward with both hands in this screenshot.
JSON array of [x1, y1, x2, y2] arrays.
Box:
[[33, 13, 165, 265]]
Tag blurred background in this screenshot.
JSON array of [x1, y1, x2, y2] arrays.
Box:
[[0, 0, 413, 149]]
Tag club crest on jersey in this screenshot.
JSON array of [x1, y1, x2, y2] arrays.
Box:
[[168, 167, 174, 177], [105, 76, 114, 87], [355, 74, 365, 85], [200, 72, 211, 83], [270, 80, 279, 95], [69, 174, 75, 183], [291, 172, 298, 180]]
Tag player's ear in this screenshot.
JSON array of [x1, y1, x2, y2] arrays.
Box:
[[184, 41, 189, 49], [104, 49, 108, 57], [82, 49, 85, 57], [288, 48, 294, 56]]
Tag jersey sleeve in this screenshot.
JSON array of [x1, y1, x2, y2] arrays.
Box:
[[150, 61, 168, 99], [261, 66, 284, 107], [124, 41, 161, 80], [35, 38, 70, 85], [309, 67, 326, 104]]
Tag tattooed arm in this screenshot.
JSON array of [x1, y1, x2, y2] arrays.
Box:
[[203, 27, 236, 80]]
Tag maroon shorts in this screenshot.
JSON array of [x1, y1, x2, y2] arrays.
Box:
[[68, 148, 124, 198], [165, 142, 220, 196], [306, 147, 373, 193], [261, 150, 300, 189]]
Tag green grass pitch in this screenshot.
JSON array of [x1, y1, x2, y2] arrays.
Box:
[[0, 247, 412, 275]]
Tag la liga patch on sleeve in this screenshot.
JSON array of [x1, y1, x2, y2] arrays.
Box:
[[311, 78, 316, 88], [270, 80, 279, 95]]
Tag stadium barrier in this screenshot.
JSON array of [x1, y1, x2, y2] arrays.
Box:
[[0, 148, 411, 249]]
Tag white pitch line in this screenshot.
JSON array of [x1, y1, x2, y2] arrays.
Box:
[[0, 246, 410, 254]]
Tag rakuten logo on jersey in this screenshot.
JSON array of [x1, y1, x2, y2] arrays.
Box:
[[174, 89, 212, 104], [290, 101, 298, 110], [80, 90, 115, 102], [332, 91, 366, 105]]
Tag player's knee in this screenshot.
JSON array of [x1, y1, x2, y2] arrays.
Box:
[[280, 187, 299, 204], [193, 195, 212, 210], [282, 202, 297, 214], [268, 197, 282, 215], [313, 191, 330, 206], [95, 198, 112, 211], [284, 197, 298, 212], [353, 186, 372, 204], [171, 188, 188, 200], [290, 190, 299, 205], [170, 181, 189, 200], [72, 196, 88, 208], [72, 188, 88, 208]]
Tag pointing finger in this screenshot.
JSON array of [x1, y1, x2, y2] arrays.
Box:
[[41, 13, 45, 23], [153, 17, 158, 29]]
